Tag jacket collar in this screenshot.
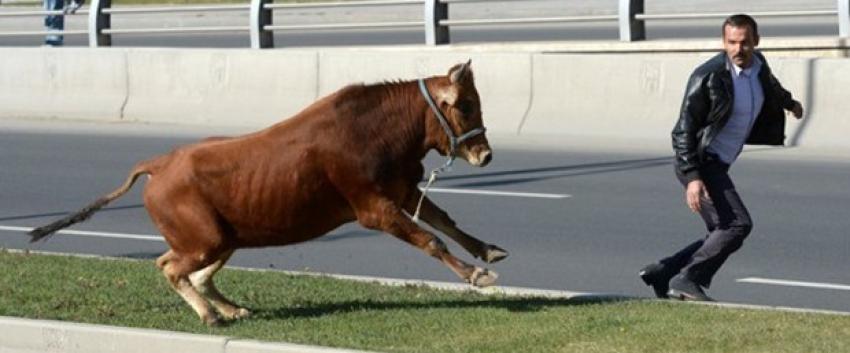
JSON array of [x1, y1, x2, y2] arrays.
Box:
[[726, 54, 762, 78]]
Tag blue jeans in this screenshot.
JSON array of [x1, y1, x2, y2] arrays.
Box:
[[44, 0, 64, 45]]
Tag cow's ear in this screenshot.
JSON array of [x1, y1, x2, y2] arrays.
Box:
[[448, 60, 473, 85]]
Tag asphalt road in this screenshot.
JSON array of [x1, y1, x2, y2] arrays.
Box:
[[0, 121, 848, 312]]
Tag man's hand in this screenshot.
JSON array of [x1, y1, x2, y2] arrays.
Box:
[[789, 100, 804, 119], [686, 180, 710, 213]]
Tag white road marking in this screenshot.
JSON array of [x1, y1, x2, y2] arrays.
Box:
[[420, 187, 571, 199], [0, 187, 565, 242], [737, 277, 850, 291], [0, 225, 163, 242]]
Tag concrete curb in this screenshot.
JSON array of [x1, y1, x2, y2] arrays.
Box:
[[0, 316, 381, 353]]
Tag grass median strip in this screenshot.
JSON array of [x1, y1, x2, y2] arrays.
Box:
[[1, 250, 848, 353]]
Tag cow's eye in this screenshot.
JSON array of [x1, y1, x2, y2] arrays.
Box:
[[455, 101, 474, 116]]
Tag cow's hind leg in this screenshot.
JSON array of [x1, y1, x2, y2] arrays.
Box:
[[157, 249, 221, 326], [188, 250, 251, 320]]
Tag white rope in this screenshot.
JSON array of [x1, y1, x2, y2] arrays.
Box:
[[411, 157, 454, 222]]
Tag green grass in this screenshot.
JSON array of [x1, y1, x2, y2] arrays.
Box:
[[1, 250, 848, 353]]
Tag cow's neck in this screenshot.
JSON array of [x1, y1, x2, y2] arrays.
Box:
[[378, 79, 447, 163], [360, 80, 435, 163]]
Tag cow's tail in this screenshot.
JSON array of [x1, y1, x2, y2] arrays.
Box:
[[28, 159, 157, 243]]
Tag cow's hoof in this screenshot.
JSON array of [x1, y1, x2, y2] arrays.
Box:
[[469, 267, 499, 287], [226, 308, 252, 320], [483, 245, 509, 264]]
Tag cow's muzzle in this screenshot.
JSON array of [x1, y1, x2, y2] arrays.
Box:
[[466, 148, 492, 167]]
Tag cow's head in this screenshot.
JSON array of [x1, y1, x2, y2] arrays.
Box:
[[431, 60, 492, 167]]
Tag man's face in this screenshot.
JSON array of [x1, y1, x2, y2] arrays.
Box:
[[723, 24, 759, 68]]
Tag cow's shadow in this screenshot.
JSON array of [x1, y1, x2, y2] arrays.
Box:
[[252, 294, 634, 321], [0, 204, 144, 222], [433, 147, 780, 189], [119, 251, 163, 259], [438, 156, 673, 188]]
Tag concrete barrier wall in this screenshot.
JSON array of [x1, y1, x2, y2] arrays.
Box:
[[518, 54, 824, 149], [0, 48, 127, 122], [519, 54, 705, 145], [123, 49, 320, 127], [792, 58, 850, 147], [0, 47, 847, 149], [315, 51, 532, 133]]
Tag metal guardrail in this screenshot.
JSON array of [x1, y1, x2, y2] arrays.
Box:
[[103, 4, 249, 13], [0, 0, 848, 48]]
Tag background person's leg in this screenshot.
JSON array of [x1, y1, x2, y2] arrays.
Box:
[[43, 0, 64, 45]]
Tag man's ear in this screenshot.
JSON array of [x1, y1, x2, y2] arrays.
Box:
[[448, 59, 473, 85]]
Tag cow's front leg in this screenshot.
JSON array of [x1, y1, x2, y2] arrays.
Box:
[[405, 193, 508, 264], [357, 196, 498, 287]]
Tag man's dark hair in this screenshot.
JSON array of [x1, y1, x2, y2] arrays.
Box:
[[722, 14, 759, 37]]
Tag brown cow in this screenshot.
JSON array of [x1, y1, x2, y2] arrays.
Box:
[[28, 61, 508, 326]]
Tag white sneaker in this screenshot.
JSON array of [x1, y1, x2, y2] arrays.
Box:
[[64, 0, 84, 14]]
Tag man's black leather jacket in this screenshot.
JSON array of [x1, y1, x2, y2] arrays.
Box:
[[672, 51, 796, 182]]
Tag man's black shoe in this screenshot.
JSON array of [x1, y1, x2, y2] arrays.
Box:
[[667, 274, 714, 302], [639, 262, 672, 299]]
